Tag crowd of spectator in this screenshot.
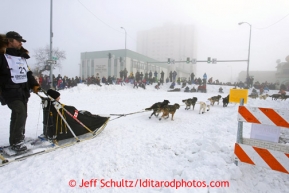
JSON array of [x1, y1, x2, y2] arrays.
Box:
[[36, 74, 82, 91], [35, 70, 287, 93]]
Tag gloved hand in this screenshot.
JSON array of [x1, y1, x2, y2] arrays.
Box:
[[32, 86, 40, 93]]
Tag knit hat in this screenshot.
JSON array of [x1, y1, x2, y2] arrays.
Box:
[[47, 89, 60, 100]]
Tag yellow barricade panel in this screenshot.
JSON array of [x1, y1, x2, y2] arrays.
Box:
[[229, 89, 248, 104]]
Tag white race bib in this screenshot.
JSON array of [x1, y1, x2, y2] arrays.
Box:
[[4, 54, 28, 83]]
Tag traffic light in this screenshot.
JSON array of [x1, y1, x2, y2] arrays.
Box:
[[167, 58, 170, 64], [207, 57, 211, 63], [186, 57, 190, 63]]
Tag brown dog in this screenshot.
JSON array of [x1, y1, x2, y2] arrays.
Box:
[[208, 95, 221, 105], [159, 103, 180, 121]]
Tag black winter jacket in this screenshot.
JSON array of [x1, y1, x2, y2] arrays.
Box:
[[0, 48, 39, 104]]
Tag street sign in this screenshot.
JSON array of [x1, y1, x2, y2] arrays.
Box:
[[52, 57, 58, 60], [46, 60, 57, 64], [191, 59, 197, 64], [212, 58, 217, 64]]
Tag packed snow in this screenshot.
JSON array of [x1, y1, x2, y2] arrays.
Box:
[[0, 83, 289, 193]]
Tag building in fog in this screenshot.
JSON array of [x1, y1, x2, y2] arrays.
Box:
[[137, 23, 196, 79], [238, 71, 276, 83], [80, 49, 194, 81], [275, 57, 289, 88], [237, 57, 289, 89]]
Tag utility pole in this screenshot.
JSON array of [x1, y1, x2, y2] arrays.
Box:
[[120, 27, 127, 69], [49, 0, 53, 88], [239, 22, 252, 87]]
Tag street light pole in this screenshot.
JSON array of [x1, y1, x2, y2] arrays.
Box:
[[49, 0, 53, 88], [238, 22, 252, 87], [120, 27, 127, 69]]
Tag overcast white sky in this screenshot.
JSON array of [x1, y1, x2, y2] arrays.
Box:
[[1, 0, 289, 81]]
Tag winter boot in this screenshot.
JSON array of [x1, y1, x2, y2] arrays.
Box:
[[11, 141, 27, 152]]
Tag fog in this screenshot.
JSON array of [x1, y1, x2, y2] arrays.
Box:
[[1, 0, 289, 82]]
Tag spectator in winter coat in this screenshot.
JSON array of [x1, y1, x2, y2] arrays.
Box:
[[155, 81, 160, 89], [190, 72, 195, 84], [169, 71, 173, 82], [154, 71, 158, 82], [160, 71, 164, 80], [149, 71, 152, 78], [133, 80, 138, 89], [173, 71, 177, 82], [203, 73, 207, 84], [57, 78, 63, 90], [123, 68, 128, 79], [119, 70, 124, 79], [170, 82, 176, 89]]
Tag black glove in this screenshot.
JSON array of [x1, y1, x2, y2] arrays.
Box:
[[0, 95, 6, 106]]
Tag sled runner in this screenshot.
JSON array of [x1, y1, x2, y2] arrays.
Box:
[[0, 130, 108, 167]]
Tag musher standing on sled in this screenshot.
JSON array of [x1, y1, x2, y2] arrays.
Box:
[[0, 31, 40, 152]]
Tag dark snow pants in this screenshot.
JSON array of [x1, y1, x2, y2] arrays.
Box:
[[7, 100, 27, 145]]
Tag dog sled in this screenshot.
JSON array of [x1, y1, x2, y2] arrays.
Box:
[[0, 89, 110, 166], [40, 97, 109, 141]]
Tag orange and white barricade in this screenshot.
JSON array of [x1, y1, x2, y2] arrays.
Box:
[[234, 103, 289, 174]]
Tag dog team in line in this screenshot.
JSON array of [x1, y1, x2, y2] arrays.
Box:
[[145, 94, 230, 121], [248, 88, 288, 100]]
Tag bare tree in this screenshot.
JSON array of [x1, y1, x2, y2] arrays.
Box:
[[33, 45, 66, 74]]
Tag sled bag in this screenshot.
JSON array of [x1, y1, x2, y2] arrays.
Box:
[[42, 98, 109, 140]]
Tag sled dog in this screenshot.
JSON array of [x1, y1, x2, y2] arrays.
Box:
[[208, 95, 222, 105], [269, 94, 281, 100], [182, 97, 197, 110], [159, 103, 180, 121], [197, 101, 210, 114], [259, 94, 269, 100], [281, 95, 289, 101], [248, 93, 258, 99], [222, 95, 230, 107], [145, 100, 170, 119]]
